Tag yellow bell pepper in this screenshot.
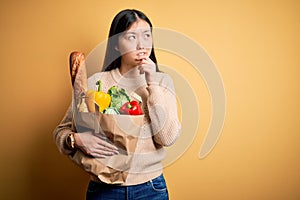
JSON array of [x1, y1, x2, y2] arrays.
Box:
[[86, 80, 111, 112]]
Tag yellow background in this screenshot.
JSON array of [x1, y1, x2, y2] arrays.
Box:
[[1, 0, 299, 199]]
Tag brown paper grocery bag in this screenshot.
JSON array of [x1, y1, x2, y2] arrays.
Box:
[[70, 110, 144, 184]]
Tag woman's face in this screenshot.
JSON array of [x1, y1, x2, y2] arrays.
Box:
[[117, 19, 152, 67]]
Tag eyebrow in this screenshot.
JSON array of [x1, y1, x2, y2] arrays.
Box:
[[125, 30, 151, 35]]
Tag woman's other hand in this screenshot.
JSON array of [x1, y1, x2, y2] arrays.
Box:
[[74, 131, 119, 158]]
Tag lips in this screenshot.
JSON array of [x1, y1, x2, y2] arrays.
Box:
[[137, 52, 146, 56], [135, 51, 147, 61]]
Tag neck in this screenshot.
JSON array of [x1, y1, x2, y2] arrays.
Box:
[[119, 64, 140, 78], [111, 66, 146, 91]]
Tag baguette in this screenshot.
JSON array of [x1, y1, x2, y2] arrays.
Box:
[[69, 51, 88, 112]]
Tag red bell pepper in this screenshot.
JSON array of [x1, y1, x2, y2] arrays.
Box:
[[120, 100, 143, 115]]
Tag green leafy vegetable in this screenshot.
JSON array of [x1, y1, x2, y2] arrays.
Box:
[[107, 86, 131, 110], [103, 107, 120, 114]]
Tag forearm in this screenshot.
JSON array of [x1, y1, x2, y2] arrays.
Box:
[[147, 76, 181, 146], [53, 104, 76, 155]]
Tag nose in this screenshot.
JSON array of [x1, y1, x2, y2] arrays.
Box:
[[137, 42, 144, 50], [136, 36, 145, 50]]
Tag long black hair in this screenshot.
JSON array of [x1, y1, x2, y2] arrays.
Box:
[[102, 9, 159, 72]]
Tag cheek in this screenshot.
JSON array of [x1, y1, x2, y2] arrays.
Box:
[[122, 52, 136, 61], [145, 47, 152, 56], [145, 39, 153, 49], [118, 41, 136, 55]]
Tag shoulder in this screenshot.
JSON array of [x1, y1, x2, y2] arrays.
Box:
[[87, 71, 112, 90], [156, 72, 173, 82], [151, 72, 175, 92], [88, 71, 107, 81]]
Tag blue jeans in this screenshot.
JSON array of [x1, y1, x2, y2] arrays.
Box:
[[86, 174, 169, 200]]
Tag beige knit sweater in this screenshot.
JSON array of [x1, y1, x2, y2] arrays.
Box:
[[53, 68, 181, 185]]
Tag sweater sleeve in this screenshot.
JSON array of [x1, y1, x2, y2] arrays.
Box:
[[147, 73, 181, 146], [53, 104, 76, 155], [53, 72, 103, 155]]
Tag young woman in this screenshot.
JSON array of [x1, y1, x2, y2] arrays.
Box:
[[54, 9, 181, 200]]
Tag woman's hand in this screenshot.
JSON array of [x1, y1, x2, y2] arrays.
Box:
[[74, 131, 119, 158], [138, 56, 156, 84]]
